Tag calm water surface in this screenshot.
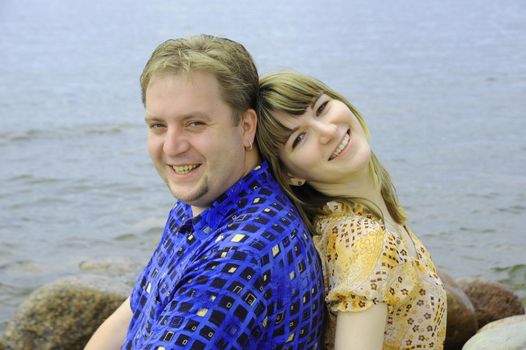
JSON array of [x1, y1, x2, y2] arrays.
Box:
[[1, 0, 525, 330]]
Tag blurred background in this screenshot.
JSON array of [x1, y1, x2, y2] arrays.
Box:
[[1, 0, 525, 331]]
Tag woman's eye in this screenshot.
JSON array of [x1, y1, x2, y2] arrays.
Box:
[[292, 133, 305, 149], [316, 101, 329, 116]]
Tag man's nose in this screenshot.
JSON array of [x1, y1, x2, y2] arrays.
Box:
[[163, 127, 189, 156], [314, 121, 337, 144]]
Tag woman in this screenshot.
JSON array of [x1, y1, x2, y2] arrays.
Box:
[[256, 71, 446, 350]]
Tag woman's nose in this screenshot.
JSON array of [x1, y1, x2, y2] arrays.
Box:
[[314, 121, 337, 144]]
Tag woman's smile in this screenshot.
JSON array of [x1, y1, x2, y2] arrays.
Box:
[[329, 129, 351, 161]]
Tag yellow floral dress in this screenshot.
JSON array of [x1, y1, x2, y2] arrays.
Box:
[[313, 202, 446, 350]]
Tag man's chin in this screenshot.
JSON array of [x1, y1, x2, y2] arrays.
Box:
[[168, 183, 209, 206]]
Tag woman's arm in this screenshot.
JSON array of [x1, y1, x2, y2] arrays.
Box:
[[334, 303, 388, 350], [84, 296, 132, 350]]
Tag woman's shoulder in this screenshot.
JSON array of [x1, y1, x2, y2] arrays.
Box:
[[315, 201, 384, 238]]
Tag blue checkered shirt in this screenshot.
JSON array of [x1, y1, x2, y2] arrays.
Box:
[[121, 161, 325, 350]]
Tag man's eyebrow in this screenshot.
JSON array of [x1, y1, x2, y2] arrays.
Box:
[[310, 93, 323, 109], [144, 115, 161, 123], [144, 112, 211, 123]]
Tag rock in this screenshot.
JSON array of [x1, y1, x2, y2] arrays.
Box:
[[79, 256, 141, 275], [0, 337, 9, 350], [457, 277, 525, 328], [2, 274, 130, 350], [439, 271, 478, 350], [462, 315, 526, 350]]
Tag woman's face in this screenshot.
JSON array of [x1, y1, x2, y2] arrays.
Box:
[[277, 94, 371, 193]]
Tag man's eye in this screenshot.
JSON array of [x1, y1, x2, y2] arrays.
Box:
[[149, 123, 164, 129], [292, 133, 305, 149], [188, 121, 206, 127], [316, 101, 329, 116]]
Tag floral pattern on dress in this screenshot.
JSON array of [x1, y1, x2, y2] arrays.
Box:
[[314, 201, 447, 350]]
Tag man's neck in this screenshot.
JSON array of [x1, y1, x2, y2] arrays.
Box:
[[189, 152, 261, 218], [191, 206, 206, 217]]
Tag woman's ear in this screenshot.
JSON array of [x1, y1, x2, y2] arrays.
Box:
[[240, 109, 257, 150], [286, 173, 306, 187]]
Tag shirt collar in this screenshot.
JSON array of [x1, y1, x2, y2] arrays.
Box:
[[173, 160, 272, 233]]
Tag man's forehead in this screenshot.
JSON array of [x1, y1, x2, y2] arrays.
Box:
[[148, 69, 219, 86]]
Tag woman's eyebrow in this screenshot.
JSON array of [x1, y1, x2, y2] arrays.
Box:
[[310, 93, 323, 109], [281, 123, 298, 145]]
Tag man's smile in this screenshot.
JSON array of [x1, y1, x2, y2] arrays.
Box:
[[171, 164, 201, 175]]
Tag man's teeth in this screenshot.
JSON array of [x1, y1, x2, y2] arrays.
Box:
[[173, 164, 199, 174], [330, 133, 350, 159]]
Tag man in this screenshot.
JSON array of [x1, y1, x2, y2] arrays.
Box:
[[85, 35, 325, 350]]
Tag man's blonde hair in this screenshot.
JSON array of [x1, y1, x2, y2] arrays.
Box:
[[140, 34, 259, 124]]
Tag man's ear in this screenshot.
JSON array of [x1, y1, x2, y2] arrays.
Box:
[[286, 173, 306, 187], [240, 108, 257, 150]]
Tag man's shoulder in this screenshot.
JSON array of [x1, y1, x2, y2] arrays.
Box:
[[212, 199, 313, 267], [240, 174, 298, 216], [200, 162, 312, 262], [225, 183, 306, 235]]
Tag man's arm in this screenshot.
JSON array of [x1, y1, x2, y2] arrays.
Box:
[[84, 296, 132, 350], [134, 249, 268, 349]]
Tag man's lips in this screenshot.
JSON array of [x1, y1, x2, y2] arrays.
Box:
[[170, 164, 201, 175]]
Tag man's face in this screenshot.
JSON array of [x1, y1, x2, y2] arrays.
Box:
[[145, 71, 248, 216]]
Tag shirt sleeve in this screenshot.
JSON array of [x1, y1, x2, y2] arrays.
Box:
[[322, 215, 419, 314], [135, 247, 269, 350]]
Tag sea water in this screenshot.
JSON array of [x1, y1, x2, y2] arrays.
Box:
[[1, 0, 525, 330]]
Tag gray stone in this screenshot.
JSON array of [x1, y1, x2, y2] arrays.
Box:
[[439, 271, 478, 350], [0, 337, 9, 350], [457, 277, 525, 328], [2, 274, 130, 350], [462, 315, 526, 350], [79, 256, 141, 275]]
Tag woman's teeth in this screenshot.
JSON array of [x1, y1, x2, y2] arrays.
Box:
[[330, 133, 350, 160]]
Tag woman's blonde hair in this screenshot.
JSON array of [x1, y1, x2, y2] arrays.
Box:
[[256, 71, 407, 232]]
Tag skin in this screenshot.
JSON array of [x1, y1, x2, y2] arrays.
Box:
[[277, 94, 393, 349], [85, 70, 258, 348], [277, 94, 372, 198], [84, 297, 132, 350], [335, 304, 388, 350], [145, 71, 258, 216]]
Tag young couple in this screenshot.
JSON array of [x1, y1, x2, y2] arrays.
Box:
[[86, 34, 446, 350]]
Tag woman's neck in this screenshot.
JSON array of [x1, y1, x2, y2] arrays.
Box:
[[312, 167, 395, 224]]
